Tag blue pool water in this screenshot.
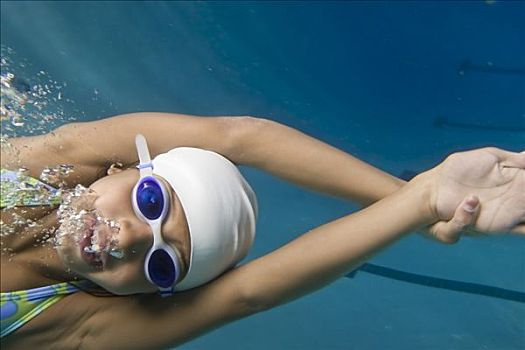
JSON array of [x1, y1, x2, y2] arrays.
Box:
[[1, 1, 524, 349]]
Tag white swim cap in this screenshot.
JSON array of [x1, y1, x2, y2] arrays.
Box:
[[151, 148, 258, 291]]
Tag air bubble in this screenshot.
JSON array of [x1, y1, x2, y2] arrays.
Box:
[[55, 185, 123, 260]]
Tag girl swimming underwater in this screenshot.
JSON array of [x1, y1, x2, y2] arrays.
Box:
[[1, 113, 524, 349]]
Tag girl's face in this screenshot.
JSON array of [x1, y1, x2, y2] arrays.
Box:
[[55, 167, 191, 295]]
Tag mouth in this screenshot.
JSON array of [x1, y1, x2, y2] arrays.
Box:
[[79, 223, 109, 270], [55, 185, 124, 267]]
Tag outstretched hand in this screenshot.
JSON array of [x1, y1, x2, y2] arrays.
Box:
[[420, 148, 525, 243]]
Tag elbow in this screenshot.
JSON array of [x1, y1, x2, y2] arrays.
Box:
[[231, 116, 271, 141], [239, 116, 276, 131], [48, 123, 79, 157], [242, 294, 271, 316], [227, 116, 273, 165], [237, 282, 273, 316]]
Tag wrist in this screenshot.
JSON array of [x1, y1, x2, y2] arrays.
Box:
[[404, 170, 439, 226]]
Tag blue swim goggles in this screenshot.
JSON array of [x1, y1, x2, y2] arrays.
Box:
[[132, 134, 183, 296]]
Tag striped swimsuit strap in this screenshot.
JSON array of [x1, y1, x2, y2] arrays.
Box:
[[0, 280, 93, 338]]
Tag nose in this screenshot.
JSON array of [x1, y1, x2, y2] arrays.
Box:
[[117, 218, 154, 252]]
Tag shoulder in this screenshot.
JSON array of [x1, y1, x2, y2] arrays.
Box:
[[3, 266, 262, 349], [78, 271, 260, 349], [1, 290, 98, 349]]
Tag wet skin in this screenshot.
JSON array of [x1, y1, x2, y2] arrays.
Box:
[[55, 168, 191, 295]]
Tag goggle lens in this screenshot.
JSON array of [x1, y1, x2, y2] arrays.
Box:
[[148, 249, 176, 288], [136, 180, 164, 220]]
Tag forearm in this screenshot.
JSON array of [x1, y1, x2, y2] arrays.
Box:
[[237, 118, 405, 205], [236, 174, 434, 311]]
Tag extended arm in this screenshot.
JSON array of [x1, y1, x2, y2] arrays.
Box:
[[85, 172, 433, 350], [85, 147, 523, 349], [2, 113, 403, 204]]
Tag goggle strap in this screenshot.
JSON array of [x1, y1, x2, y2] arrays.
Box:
[[159, 289, 174, 297], [135, 134, 153, 176]]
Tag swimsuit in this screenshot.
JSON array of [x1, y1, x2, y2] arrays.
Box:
[[0, 168, 89, 338], [0, 168, 61, 208], [1, 280, 93, 337]]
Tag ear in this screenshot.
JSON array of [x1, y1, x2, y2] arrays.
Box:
[[107, 162, 124, 176]]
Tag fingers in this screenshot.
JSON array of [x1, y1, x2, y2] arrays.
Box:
[[501, 153, 525, 169], [484, 147, 525, 169], [428, 196, 480, 244]]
